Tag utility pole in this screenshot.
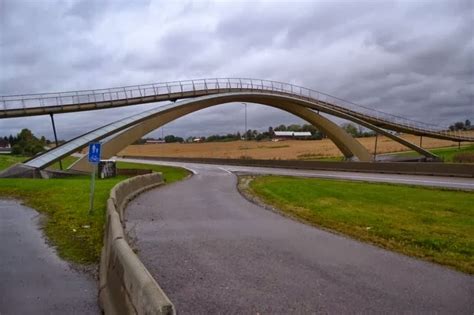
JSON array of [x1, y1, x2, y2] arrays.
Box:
[[373, 134, 378, 162], [242, 102, 248, 140], [49, 113, 62, 170]]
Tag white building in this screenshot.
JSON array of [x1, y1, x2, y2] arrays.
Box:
[[273, 131, 312, 140]]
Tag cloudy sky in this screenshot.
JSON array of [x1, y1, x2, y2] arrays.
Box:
[[1, 0, 473, 140]]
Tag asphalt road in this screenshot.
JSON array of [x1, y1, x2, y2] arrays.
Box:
[[0, 200, 99, 315], [124, 160, 474, 314], [119, 158, 474, 190]]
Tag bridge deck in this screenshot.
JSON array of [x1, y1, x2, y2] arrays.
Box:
[[1, 78, 471, 142]]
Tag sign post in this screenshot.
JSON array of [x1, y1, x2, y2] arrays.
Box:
[[88, 142, 101, 215]]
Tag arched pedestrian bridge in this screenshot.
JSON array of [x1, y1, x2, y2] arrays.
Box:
[[1, 78, 472, 176]]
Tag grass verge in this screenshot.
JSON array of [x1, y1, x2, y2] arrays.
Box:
[[0, 154, 27, 170], [48, 155, 80, 170], [244, 175, 474, 274], [0, 160, 190, 265], [386, 145, 474, 162]]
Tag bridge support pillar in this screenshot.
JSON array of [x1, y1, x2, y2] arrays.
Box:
[[50, 113, 62, 170]]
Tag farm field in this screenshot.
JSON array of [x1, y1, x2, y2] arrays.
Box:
[[119, 131, 474, 161]]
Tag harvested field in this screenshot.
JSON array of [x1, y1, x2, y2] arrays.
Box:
[[119, 131, 474, 160]]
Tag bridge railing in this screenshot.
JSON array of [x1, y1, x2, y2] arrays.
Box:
[[0, 78, 468, 139]]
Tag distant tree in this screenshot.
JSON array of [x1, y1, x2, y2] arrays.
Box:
[[287, 124, 301, 132], [465, 119, 471, 130], [342, 123, 359, 137], [255, 133, 266, 141], [11, 128, 45, 156], [311, 131, 325, 140], [40, 136, 47, 145], [132, 138, 147, 144], [274, 124, 287, 131], [245, 129, 253, 140], [256, 131, 271, 141], [268, 126, 274, 136], [301, 124, 318, 134], [164, 135, 183, 143], [8, 134, 17, 146], [454, 121, 465, 131]]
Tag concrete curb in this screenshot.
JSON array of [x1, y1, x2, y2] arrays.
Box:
[[99, 172, 175, 315]]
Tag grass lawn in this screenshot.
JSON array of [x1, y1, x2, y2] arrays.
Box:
[[386, 144, 474, 162], [48, 155, 80, 170], [0, 154, 79, 171], [0, 160, 189, 265], [0, 154, 27, 170], [246, 176, 474, 274]]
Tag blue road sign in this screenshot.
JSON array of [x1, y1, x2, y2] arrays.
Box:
[[88, 142, 101, 163]]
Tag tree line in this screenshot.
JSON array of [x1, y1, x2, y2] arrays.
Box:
[[449, 120, 471, 131], [138, 124, 328, 144], [2, 129, 47, 156]]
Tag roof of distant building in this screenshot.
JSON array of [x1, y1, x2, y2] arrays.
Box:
[[0, 138, 10, 147], [274, 131, 312, 137]]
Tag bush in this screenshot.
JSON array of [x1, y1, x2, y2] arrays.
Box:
[[10, 129, 45, 156]]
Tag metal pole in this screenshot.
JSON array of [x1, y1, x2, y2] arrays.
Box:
[[49, 113, 62, 170], [374, 134, 378, 162], [243, 103, 247, 140], [89, 164, 96, 215]]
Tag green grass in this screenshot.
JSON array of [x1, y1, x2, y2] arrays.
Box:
[[297, 153, 345, 162], [0, 154, 80, 171], [116, 161, 190, 184], [247, 176, 474, 274], [0, 162, 190, 265], [387, 145, 474, 162], [0, 154, 27, 170], [48, 156, 80, 170]]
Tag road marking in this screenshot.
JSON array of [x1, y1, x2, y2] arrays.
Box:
[[187, 168, 199, 175], [218, 167, 232, 174], [243, 169, 474, 187]]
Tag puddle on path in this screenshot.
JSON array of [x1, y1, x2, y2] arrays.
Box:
[[0, 199, 99, 314]]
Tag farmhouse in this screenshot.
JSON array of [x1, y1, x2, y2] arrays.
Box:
[[0, 138, 11, 154], [145, 139, 165, 144], [273, 131, 312, 141]]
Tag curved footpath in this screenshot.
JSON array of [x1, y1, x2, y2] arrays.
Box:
[[0, 200, 99, 314], [124, 161, 474, 314]]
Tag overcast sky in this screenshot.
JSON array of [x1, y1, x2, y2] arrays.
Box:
[[1, 0, 473, 140]]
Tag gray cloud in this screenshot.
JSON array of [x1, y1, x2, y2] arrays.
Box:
[[1, 0, 472, 140]]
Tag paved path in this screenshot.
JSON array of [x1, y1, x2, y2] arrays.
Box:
[[0, 199, 99, 314], [119, 158, 474, 190], [125, 162, 473, 314]]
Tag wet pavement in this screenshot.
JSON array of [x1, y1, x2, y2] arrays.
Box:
[[125, 163, 474, 314], [0, 199, 99, 314]]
